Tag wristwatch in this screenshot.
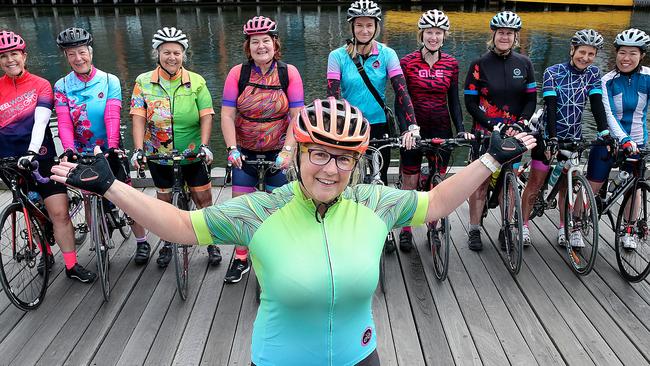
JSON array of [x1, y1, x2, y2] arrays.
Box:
[[226, 146, 237, 152]]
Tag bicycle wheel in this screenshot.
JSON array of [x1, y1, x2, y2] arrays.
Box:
[[91, 198, 111, 301], [614, 182, 650, 282], [502, 171, 524, 274], [427, 174, 450, 281], [111, 205, 132, 241], [0, 203, 49, 311], [172, 192, 190, 301], [68, 189, 87, 246], [563, 174, 599, 275]]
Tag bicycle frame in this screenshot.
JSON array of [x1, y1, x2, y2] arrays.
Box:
[[598, 155, 648, 223]]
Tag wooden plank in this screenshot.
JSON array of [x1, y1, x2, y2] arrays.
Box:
[[227, 268, 257, 366], [372, 283, 398, 366], [438, 211, 537, 366], [397, 227, 454, 366]]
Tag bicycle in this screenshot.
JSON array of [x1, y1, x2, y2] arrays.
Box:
[[414, 137, 472, 281], [522, 139, 603, 275], [595, 147, 650, 282], [141, 150, 205, 301], [0, 158, 53, 311]]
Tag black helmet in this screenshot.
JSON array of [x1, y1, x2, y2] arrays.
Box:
[[57, 27, 93, 49]]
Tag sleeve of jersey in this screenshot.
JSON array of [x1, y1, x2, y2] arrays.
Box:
[[129, 80, 147, 117], [195, 76, 215, 117], [286, 64, 305, 108], [541, 68, 556, 98], [105, 75, 122, 149], [53, 81, 75, 151], [600, 73, 629, 142], [190, 194, 263, 246], [355, 185, 428, 230], [520, 60, 537, 120], [448, 61, 464, 132], [326, 50, 342, 81], [222, 65, 241, 108], [587, 68, 603, 96], [385, 48, 403, 79]]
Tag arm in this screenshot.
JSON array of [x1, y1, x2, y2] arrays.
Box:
[[326, 51, 341, 98], [53, 85, 75, 151], [105, 75, 122, 149], [600, 73, 629, 141], [199, 113, 213, 146], [28, 107, 53, 153], [519, 60, 537, 121], [543, 96, 558, 138], [390, 74, 416, 132], [220, 106, 238, 148], [448, 61, 464, 133], [129, 81, 147, 151], [464, 62, 492, 130], [589, 94, 608, 133]]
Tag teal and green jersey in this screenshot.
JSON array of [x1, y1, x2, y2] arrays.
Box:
[[190, 181, 428, 365]]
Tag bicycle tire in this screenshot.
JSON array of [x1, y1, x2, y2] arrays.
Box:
[[502, 171, 524, 275], [427, 174, 450, 281], [0, 202, 49, 310], [92, 198, 111, 301], [563, 174, 599, 275], [614, 182, 650, 282], [68, 189, 87, 246], [115, 207, 132, 240], [172, 192, 190, 301]]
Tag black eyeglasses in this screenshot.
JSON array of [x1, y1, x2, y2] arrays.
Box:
[[301, 147, 359, 171]]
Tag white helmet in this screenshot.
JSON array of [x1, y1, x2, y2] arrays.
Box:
[[418, 10, 450, 31], [571, 29, 604, 49], [490, 11, 522, 31], [152, 27, 189, 50], [347, 0, 382, 22], [614, 28, 650, 52]]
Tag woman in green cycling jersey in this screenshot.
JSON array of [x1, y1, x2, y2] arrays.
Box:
[[51, 97, 535, 366]]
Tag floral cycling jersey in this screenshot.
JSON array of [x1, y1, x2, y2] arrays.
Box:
[[54, 67, 122, 151], [541, 62, 603, 139], [222, 61, 304, 151], [400, 50, 464, 137], [0, 71, 56, 160], [190, 181, 428, 366], [130, 67, 214, 164], [601, 66, 650, 145], [464, 50, 537, 132]]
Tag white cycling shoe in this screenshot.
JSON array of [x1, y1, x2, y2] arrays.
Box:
[[569, 231, 585, 248], [622, 234, 638, 250], [557, 227, 567, 247], [522, 225, 531, 247]]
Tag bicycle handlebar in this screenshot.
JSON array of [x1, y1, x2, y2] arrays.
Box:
[[0, 157, 50, 184]]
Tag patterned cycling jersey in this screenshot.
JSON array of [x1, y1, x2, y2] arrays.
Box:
[[400, 50, 460, 137], [0, 71, 56, 160], [541, 62, 602, 140], [190, 181, 428, 366], [327, 42, 403, 124], [130, 67, 214, 164], [222, 61, 304, 151], [601, 66, 650, 145], [54, 67, 122, 151], [464, 50, 537, 131]]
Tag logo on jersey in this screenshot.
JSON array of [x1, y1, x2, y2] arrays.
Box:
[[418, 69, 444, 79], [372, 60, 380, 69], [513, 68, 523, 79], [361, 327, 372, 346], [98, 92, 104, 99], [38, 146, 47, 156]]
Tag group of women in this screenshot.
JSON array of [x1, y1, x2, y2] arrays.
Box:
[[1, 0, 649, 364]]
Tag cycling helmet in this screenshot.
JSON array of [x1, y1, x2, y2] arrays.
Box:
[[0, 31, 26, 53], [56, 27, 93, 49], [614, 28, 650, 52], [347, 0, 382, 22], [418, 10, 450, 31], [151, 27, 189, 50], [571, 29, 604, 49], [243, 16, 278, 37], [294, 97, 370, 154], [489, 11, 522, 31]]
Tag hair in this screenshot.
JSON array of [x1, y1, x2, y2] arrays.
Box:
[[63, 45, 93, 57], [417, 29, 448, 46], [244, 35, 282, 61], [150, 43, 189, 64], [486, 30, 520, 51]]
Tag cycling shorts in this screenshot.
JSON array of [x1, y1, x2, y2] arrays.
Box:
[[530, 136, 570, 167], [400, 131, 452, 175], [108, 154, 131, 185], [148, 160, 211, 192], [586, 145, 643, 183], [31, 158, 68, 199], [233, 148, 287, 192]]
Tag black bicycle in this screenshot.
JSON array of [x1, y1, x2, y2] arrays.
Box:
[[0, 158, 53, 311], [142, 150, 206, 301]]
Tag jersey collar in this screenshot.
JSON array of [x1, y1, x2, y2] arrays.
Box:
[[74, 65, 97, 83], [150, 66, 190, 84]]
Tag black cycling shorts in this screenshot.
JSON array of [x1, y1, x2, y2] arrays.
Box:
[[31, 158, 67, 199], [108, 154, 131, 184], [148, 161, 211, 191]]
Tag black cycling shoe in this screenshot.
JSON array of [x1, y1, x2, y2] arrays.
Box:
[[399, 231, 414, 252], [207, 245, 222, 266], [468, 229, 483, 251], [156, 244, 173, 268], [134, 241, 151, 265], [66, 263, 97, 283], [37, 254, 55, 276], [224, 258, 250, 283], [384, 236, 396, 254]]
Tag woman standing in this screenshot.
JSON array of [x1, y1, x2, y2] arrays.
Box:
[[463, 11, 537, 251], [220, 16, 304, 283]]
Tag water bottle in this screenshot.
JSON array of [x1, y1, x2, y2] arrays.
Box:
[[547, 161, 565, 188], [608, 171, 630, 193], [27, 191, 44, 208]]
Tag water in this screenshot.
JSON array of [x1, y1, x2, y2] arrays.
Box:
[[2, 5, 649, 166]]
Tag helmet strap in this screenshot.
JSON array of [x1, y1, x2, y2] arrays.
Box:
[[157, 60, 180, 79]]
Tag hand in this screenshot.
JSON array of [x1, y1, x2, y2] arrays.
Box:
[[107, 148, 125, 159], [456, 132, 475, 140], [60, 148, 78, 163], [401, 130, 419, 150], [494, 123, 519, 137], [274, 149, 293, 170], [545, 137, 558, 160], [199, 144, 214, 165], [50, 146, 116, 196], [17, 151, 36, 170], [130, 149, 146, 170], [596, 130, 614, 152], [621, 139, 638, 156], [487, 129, 536, 165], [228, 148, 243, 169]]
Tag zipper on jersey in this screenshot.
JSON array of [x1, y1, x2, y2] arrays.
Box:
[[320, 218, 335, 366]]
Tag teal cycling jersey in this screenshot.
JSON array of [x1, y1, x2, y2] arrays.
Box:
[[190, 181, 428, 365]]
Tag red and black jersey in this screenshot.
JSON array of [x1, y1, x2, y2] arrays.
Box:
[[400, 50, 464, 137]]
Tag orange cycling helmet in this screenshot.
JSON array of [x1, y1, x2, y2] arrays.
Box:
[[294, 97, 370, 154]]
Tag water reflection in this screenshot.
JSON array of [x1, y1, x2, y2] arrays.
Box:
[[1, 5, 649, 166]]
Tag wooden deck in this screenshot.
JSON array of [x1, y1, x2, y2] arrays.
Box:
[[1, 186, 650, 366]]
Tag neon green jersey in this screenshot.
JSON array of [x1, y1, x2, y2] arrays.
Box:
[[191, 181, 428, 365]]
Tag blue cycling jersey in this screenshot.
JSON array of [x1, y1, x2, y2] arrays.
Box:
[[601, 66, 650, 145]]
